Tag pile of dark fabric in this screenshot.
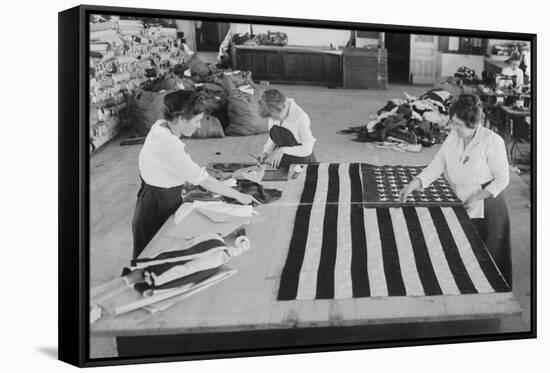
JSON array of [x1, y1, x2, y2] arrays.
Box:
[[339, 89, 453, 147], [126, 51, 267, 138], [180, 179, 282, 205]]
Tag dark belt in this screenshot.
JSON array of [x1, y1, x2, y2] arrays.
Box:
[[138, 177, 184, 196]]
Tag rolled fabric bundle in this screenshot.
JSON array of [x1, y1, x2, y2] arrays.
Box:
[[117, 19, 142, 28], [90, 42, 110, 53], [144, 250, 231, 287], [90, 21, 118, 32], [116, 55, 137, 64], [90, 29, 118, 42], [112, 72, 131, 84]]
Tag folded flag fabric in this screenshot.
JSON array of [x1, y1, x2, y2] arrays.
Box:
[[277, 163, 509, 301], [127, 232, 250, 294]]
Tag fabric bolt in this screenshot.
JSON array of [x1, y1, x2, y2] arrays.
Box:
[[416, 126, 510, 218], [276, 163, 509, 301]]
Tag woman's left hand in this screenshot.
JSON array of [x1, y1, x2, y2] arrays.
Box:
[[463, 192, 482, 211], [270, 148, 285, 168]]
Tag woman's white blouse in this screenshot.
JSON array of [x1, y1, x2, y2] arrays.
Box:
[[417, 126, 510, 218], [501, 66, 524, 86], [262, 98, 317, 157], [139, 120, 209, 188]]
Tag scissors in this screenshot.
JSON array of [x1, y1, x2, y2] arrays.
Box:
[[248, 153, 265, 167]]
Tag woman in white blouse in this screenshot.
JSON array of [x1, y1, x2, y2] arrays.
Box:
[[132, 90, 259, 259], [256, 89, 317, 169], [399, 94, 512, 285]]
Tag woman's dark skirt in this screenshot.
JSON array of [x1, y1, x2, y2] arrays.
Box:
[[472, 192, 512, 287], [132, 180, 183, 259]]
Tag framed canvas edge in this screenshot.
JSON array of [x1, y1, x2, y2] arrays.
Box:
[[57, 3, 538, 368]]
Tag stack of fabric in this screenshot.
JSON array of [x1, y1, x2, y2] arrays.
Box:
[[90, 231, 249, 319], [339, 88, 453, 148], [89, 18, 186, 151]]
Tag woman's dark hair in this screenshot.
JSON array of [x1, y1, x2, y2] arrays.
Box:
[[258, 89, 286, 118], [506, 51, 522, 63], [449, 94, 483, 128], [163, 90, 204, 121]]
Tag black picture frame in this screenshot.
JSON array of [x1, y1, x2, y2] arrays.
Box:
[[59, 4, 537, 367]]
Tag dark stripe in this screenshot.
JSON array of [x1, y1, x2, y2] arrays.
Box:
[[452, 207, 510, 292], [349, 163, 370, 297], [132, 239, 225, 265], [134, 266, 222, 294], [277, 164, 319, 300], [401, 207, 443, 295], [428, 207, 477, 294], [146, 259, 192, 276], [376, 208, 406, 296], [316, 164, 340, 299]]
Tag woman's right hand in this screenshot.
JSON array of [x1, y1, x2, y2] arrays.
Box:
[[399, 177, 422, 203], [235, 193, 261, 206], [257, 152, 269, 164]]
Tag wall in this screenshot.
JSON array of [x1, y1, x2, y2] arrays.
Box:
[[231, 23, 350, 48], [438, 53, 485, 78]]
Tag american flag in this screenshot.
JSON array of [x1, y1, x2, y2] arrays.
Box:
[[277, 163, 509, 301]]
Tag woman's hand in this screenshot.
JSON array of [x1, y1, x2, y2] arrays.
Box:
[[399, 177, 422, 203], [463, 189, 491, 211], [235, 193, 261, 206], [257, 152, 269, 164], [270, 148, 285, 168]]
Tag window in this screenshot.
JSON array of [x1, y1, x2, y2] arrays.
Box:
[[438, 36, 487, 55]]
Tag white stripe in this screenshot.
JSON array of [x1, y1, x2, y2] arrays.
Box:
[[441, 208, 494, 293], [389, 208, 425, 296], [363, 208, 388, 297], [415, 208, 461, 295], [334, 163, 353, 299], [296, 163, 330, 300]]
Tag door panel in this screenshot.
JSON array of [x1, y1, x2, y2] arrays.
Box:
[[410, 34, 438, 84]]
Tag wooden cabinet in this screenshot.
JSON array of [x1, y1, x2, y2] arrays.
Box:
[[233, 46, 342, 86]]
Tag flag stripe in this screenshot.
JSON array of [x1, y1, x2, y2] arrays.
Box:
[[401, 207, 443, 296], [334, 164, 354, 299], [277, 164, 318, 300], [376, 208, 407, 296], [416, 207, 460, 295], [364, 209, 388, 296], [349, 163, 370, 297], [316, 164, 340, 299], [296, 164, 330, 299], [452, 207, 510, 292], [389, 208, 426, 296], [428, 207, 478, 294], [441, 208, 494, 293]]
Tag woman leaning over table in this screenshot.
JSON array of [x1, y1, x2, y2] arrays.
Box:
[[132, 90, 259, 259], [399, 94, 512, 286]]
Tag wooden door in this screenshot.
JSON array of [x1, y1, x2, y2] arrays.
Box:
[[410, 34, 438, 84]]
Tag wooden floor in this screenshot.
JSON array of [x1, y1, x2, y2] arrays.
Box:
[[89, 84, 532, 357]]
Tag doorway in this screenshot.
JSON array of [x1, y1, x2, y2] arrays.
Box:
[[195, 21, 230, 52], [385, 32, 411, 84]]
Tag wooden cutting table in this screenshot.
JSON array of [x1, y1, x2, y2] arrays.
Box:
[[90, 171, 521, 357]]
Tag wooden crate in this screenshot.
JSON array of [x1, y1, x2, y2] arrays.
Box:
[[343, 48, 388, 89]]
